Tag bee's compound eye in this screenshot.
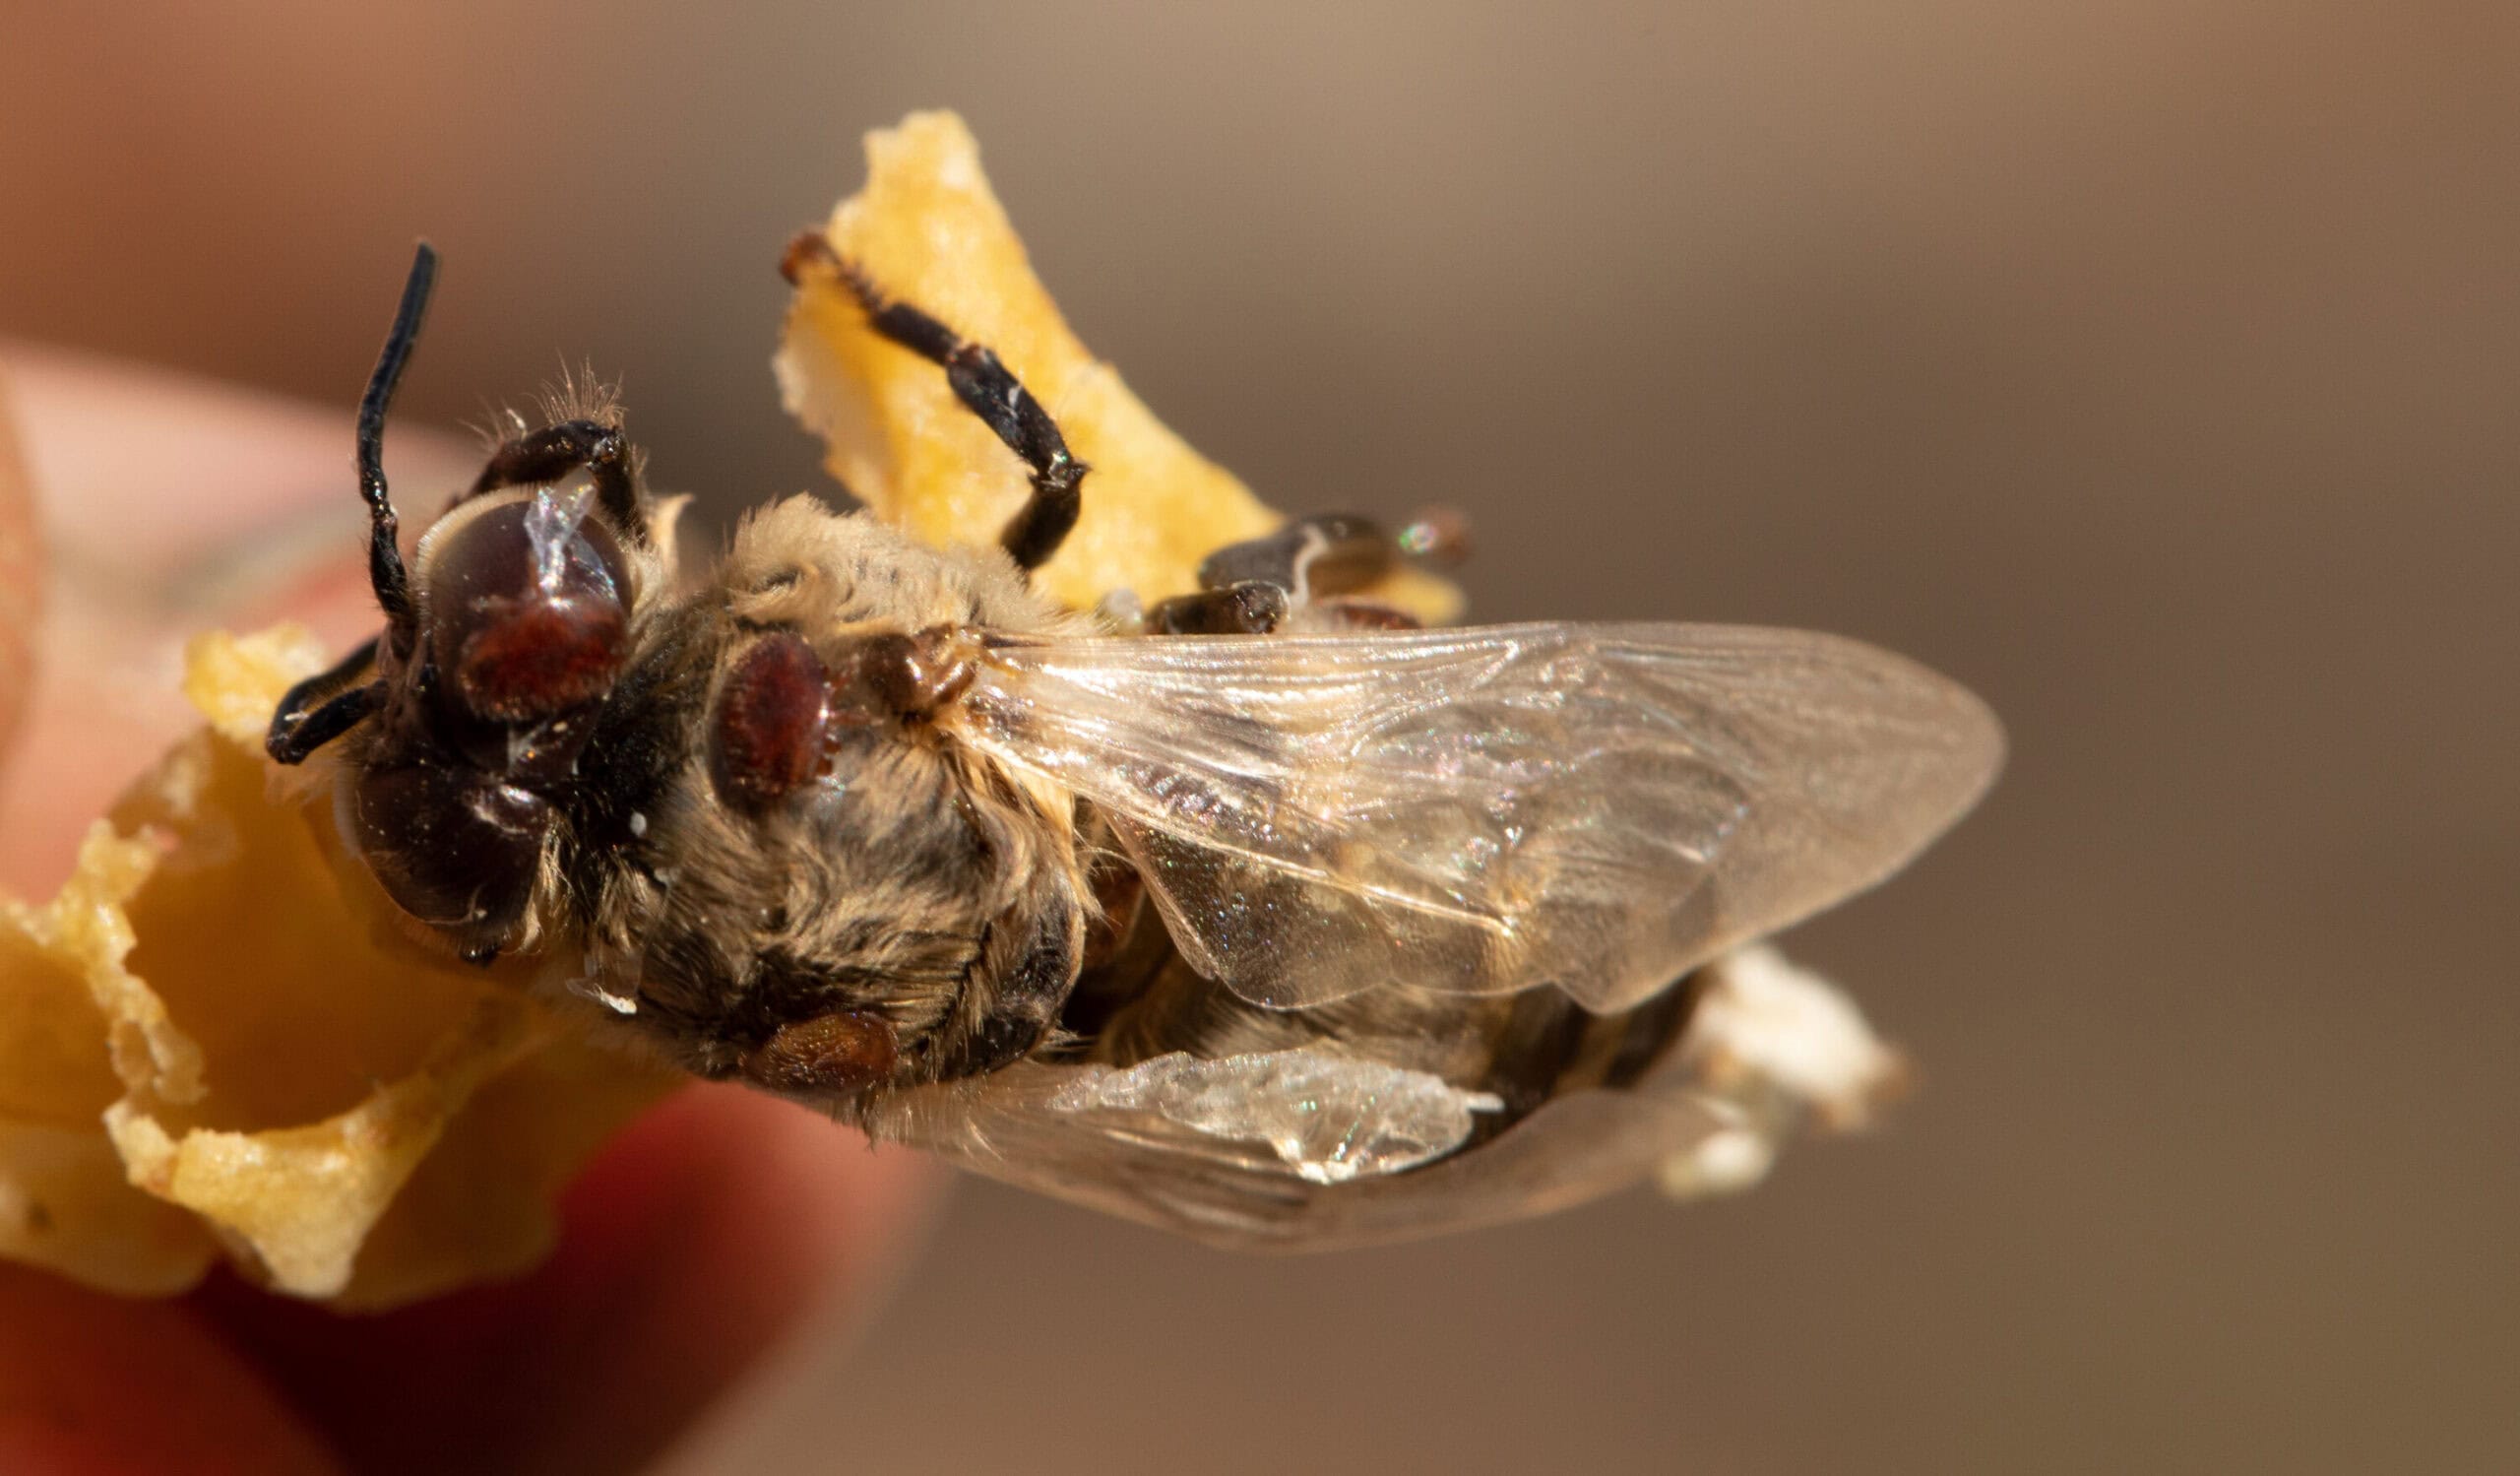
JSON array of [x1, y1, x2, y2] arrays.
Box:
[[347, 760, 552, 951], [427, 494, 632, 725], [710, 631, 830, 811]]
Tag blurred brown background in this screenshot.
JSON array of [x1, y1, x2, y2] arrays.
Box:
[[4, 3, 2514, 1472]]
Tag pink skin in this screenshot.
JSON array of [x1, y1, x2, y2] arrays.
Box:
[[0, 351, 938, 1476]]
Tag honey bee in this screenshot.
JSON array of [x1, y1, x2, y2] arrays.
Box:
[[266, 241, 2000, 1249]]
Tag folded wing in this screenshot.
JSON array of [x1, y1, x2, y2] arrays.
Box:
[[953, 622, 2001, 1012]]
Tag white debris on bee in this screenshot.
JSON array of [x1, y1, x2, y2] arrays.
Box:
[[1657, 944, 1907, 1200], [564, 974, 641, 1017], [1091, 588, 1147, 635], [1655, 1114, 1781, 1199]]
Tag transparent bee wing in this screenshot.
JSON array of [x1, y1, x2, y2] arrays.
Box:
[[953, 622, 2002, 1012], [1042, 1050, 1505, 1186], [861, 1043, 1732, 1250], [859, 944, 1905, 1250]]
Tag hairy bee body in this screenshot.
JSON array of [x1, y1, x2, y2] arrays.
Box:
[[533, 495, 1702, 1127], [272, 243, 1997, 1247], [558, 502, 1092, 1094]]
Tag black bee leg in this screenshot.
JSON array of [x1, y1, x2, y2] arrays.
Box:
[[464, 418, 648, 545], [1144, 516, 1387, 634], [1145, 581, 1291, 635], [1197, 513, 1396, 604], [797, 236, 1088, 571], [266, 636, 383, 763], [1157, 510, 1470, 633], [356, 244, 439, 654]]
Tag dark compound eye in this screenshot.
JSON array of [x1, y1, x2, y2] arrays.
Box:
[[425, 487, 633, 728], [346, 760, 553, 958]]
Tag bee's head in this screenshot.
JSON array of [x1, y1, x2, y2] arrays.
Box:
[[267, 245, 654, 964]]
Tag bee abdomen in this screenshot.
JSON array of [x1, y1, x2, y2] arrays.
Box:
[[1468, 973, 1708, 1135], [934, 892, 1082, 1080]]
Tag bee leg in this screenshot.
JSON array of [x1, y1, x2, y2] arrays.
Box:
[[1138, 516, 1392, 633], [266, 636, 382, 763], [1144, 580, 1290, 635], [1198, 513, 1395, 604], [1144, 506, 1464, 632], [791, 234, 1088, 571], [461, 418, 648, 545], [1189, 507, 1468, 613]]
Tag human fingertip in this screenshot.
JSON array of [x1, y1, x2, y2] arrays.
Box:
[[0, 363, 42, 764], [0, 1268, 340, 1476]]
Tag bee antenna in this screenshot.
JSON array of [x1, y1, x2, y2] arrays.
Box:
[[358, 241, 439, 646]]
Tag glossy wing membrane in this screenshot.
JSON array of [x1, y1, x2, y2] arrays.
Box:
[[859, 943, 1905, 1250], [955, 622, 2001, 1012], [863, 1048, 1733, 1251]]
